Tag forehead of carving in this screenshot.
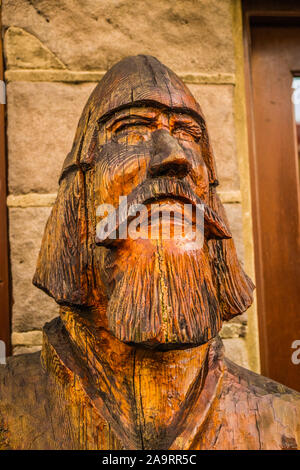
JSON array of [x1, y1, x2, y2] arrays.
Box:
[[59, 55, 218, 185], [89, 55, 204, 122]]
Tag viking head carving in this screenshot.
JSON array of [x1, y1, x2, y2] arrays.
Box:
[[33, 55, 254, 349]]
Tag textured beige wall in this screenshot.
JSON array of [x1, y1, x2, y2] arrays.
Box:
[[2, 0, 257, 369]]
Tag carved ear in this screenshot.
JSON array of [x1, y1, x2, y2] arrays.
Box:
[[208, 188, 255, 320], [33, 170, 89, 305]]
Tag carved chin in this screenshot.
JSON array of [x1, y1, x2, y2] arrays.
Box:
[[104, 238, 222, 349]]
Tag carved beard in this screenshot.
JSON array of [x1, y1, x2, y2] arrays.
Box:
[[105, 239, 222, 348], [33, 174, 254, 332]]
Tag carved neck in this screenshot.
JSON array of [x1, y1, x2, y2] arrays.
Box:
[[44, 307, 224, 450]]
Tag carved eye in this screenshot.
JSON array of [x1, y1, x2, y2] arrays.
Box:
[[111, 121, 154, 143], [114, 121, 150, 133], [172, 124, 201, 143]]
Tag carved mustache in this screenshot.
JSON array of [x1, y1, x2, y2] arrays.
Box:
[[95, 177, 231, 246]]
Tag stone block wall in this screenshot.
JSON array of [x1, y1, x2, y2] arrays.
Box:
[[2, 0, 257, 369]]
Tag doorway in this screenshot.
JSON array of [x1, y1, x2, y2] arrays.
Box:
[[243, 1, 300, 391]]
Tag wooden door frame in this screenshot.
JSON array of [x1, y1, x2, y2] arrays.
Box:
[[242, 0, 300, 376], [0, 12, 11, 356]]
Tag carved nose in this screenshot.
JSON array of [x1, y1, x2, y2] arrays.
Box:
[[148, 129, 191, 179]]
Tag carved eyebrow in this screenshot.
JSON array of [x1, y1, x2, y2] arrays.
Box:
[[104, 111, 159, 130], [172, 117, 202, 142], [172, 115, 202, 130]]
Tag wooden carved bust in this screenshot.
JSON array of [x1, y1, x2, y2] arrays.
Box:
[[1, 55, 300, 450]]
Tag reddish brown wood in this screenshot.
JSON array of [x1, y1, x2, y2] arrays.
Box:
[[243, 2, 300, 391], [0, 312, 299, 450], [0, 55, 299, 450], [0, 13, 11, 356], [33, 56, 254, 345]]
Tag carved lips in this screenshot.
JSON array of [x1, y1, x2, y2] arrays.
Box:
[[95, 177, 231, 247]]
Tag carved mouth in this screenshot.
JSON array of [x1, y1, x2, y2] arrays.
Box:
[[95, 177, 231, 246]]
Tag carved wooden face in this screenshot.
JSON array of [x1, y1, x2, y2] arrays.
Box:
[[94, 106, 210, 208], [33, 55, 254, 349]]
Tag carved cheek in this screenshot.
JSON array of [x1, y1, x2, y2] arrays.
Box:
[[191, 159, 210, 200], [93, 145, 151, 206], [180, 143, 210, 199], [114, 153, 149, 196]]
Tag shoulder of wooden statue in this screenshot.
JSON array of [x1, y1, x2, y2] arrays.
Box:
[[221, 357, 300, 450], [0, 350, 77, 450]]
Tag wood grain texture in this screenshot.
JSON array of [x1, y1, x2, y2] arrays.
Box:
[[33, 55, 254, 341], [0, 315, 299, 449], [1, 55, 299, 449]]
